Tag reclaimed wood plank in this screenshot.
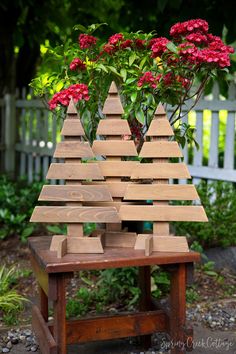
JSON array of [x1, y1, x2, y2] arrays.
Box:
[[119, 205, 208, 222], [131, 163, 191, 179], [61, 119, 85, 136], [97, 119, 131, 135], [135, 235, 189, 252], [30, 206, 121, 223], [102, 97, 124, 115], [39, 185, 112, 201], [54, 141, 94, 158], [83, 181, 130, 197], [46, 163, 104, 180], [139, 141, 182, 158], [124, 184, 199, 200], [97, 161, 139, 177], [92, 140, 138, 156], [146, 119, 174, 136]]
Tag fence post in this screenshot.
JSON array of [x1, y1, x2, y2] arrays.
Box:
[[4, 94, 16, 176]]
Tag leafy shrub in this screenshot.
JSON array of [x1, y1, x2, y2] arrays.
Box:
[[0, 176, 43, 242], [174, 181, 236, 248]]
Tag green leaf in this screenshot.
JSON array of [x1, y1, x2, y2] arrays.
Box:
[[73, 24, 88, 32], [135, 110, 145, 124], [107, 66, 122, 77], [97, 63, 108, 73], [126, 78, 136, 85], [55, 81, 64, 92], [129, 53, 137, 66], [120, 68, 127, 82], [88, 23, 107, 34], [131, 92, 137, 103], [20, 225, 34, 241], [166, 41, 178, 54]]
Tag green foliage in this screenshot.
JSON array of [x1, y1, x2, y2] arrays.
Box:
[[0, 176, 43, 242], [151, 266, 170, 298], [186, 287, 200, 303], [174, 181, 236, 248], [0, 266, 28, 325]]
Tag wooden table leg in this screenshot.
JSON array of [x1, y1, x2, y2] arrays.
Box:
[[138, 266, 152, 349], [170, 263, 186, 354], [39, 287, 48, 322], [52, 274, 67, 354]]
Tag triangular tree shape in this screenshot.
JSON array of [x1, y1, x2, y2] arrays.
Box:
[[30, 99, 120, 258]]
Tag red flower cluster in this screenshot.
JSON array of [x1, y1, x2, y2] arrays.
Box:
[[135, 39, 145, 49], [138, 72, 158, 88], [79, 34, 97, 49], [108, 33, 124, 45], [69, 58, 86, 71], [151, 37, 170, 58], [170, 19, 209, 37], [48, 84, 89, 110], [186, 32, 208, 45]]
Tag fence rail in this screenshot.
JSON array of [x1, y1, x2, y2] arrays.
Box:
[[0, 84, 236, 183]]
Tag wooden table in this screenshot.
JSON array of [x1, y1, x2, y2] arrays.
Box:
[[29, 236, 200, 354]]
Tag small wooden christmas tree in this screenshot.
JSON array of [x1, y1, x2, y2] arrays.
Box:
[[30, 99, 120, 257]]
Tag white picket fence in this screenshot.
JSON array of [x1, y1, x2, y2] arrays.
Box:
[[0, 84, 236, 183]]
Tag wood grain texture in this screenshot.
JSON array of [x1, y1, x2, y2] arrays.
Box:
[[135, 235, 189, 253], [92, 140, 138, 156], [146, 119, 174, 136], [61, 119, 85, 136], [50, 235, 104, 254], [83, 182, 130, 197], [102, 97, 124, 115], [53, 141, 94, 158], [104, 232, 137, 247], [124, 184, 199, 200], [119, 205, 208, 222], [39, 185, 112, 201], [30, 206, 121, 223], [46, 163, 104, 180], [139, 141, 182, 158], [131, 163, 191, 179], [97, 161, 139, 177], [96, 119, 131, 136]]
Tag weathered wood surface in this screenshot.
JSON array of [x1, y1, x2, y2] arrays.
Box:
[[135, 235, 189, 253], [124, 184, 199, 200], [39, 185, 112, 201], [46, 163, 104, 180], [139, 141, 182, 158], [104, 232, 137, 247], [92, 140, 138, 156], [28, 236, 200, 273], [97, 161, 139, 177], [83, 181, 131, 197], [30, 206, 121, 223], [54, 141, 94, 158], [61, 119, 85, 136], [131, 163, 191, 179], [50, 235, 104, 254], [119, 205, 208, 221], [97, 119, 131, 135], [146, 119, 174, 136]]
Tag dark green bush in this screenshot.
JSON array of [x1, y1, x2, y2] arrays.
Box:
[[174, 180, 236, 248]]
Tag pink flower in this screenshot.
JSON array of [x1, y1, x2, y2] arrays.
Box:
[[138, 72, 158, 89], [102, 43, 117, 54], [151, 37, 170, 57], [135, 39, 146, 49], [186, 32, 208, 45], [170, 19, 209, 37], [108, 33, 124, 45], [79, 34, 97, 49], [69, 58, 86, 71], [48, 84, 90, 110], [120, 39, 133, 49]]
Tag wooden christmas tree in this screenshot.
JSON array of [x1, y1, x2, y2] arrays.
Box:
[[30, 99, 120, 257]]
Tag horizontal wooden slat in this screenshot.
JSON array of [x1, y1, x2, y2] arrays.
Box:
[[61, 119, 85, 136], [102, 97, 124, 115], [131, 163, 191, 179], [50, 310, 168, 344], [119, 205, 208, 221], [139, 141, 182, 158], [30, 206, 121, 223], [97, 161, 139, 177], [39, 185, 112, 201], [135, 235, 189, 253], [124, 184, 199, 200], [97, 119, 131, 135], [92, 140, 138, 156], [54, 141, 94, 158], [83, 182, 130, 197], [83, 201, 138, 211], [46, 163, 104, 180], [146, 119, 174, 136]]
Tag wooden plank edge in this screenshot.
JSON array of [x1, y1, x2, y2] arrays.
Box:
[[135, 235, 189, 253], [50, 235, 104, 255], [32, 305, 57, 354]]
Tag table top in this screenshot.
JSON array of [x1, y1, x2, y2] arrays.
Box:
[[28, 236, 200, 273]]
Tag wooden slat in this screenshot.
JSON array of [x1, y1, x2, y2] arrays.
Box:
[[30, 206, 121, 223], [61, 119, 85, 136], [124, 184, 199, 200], [104, 232, 137, 247], [92, 140, 138, 156], [54, 141, 94, 158], [209, 112, 219, 168], [39, 185, 112, 201], [84, 181, 130, 197], [119, 205, 208, 221], [139, 141, 182, 158], [135, 235, 189, 253], [46, 163, 104, 180], [131, 163, 191, 179], [83, 201, 138, 211], [224, 112, 235, 169], [97, 161, 139, 176], [97, 119, 131, 135], [102, 97, 124, 115], [146, 119, 174, 136]]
